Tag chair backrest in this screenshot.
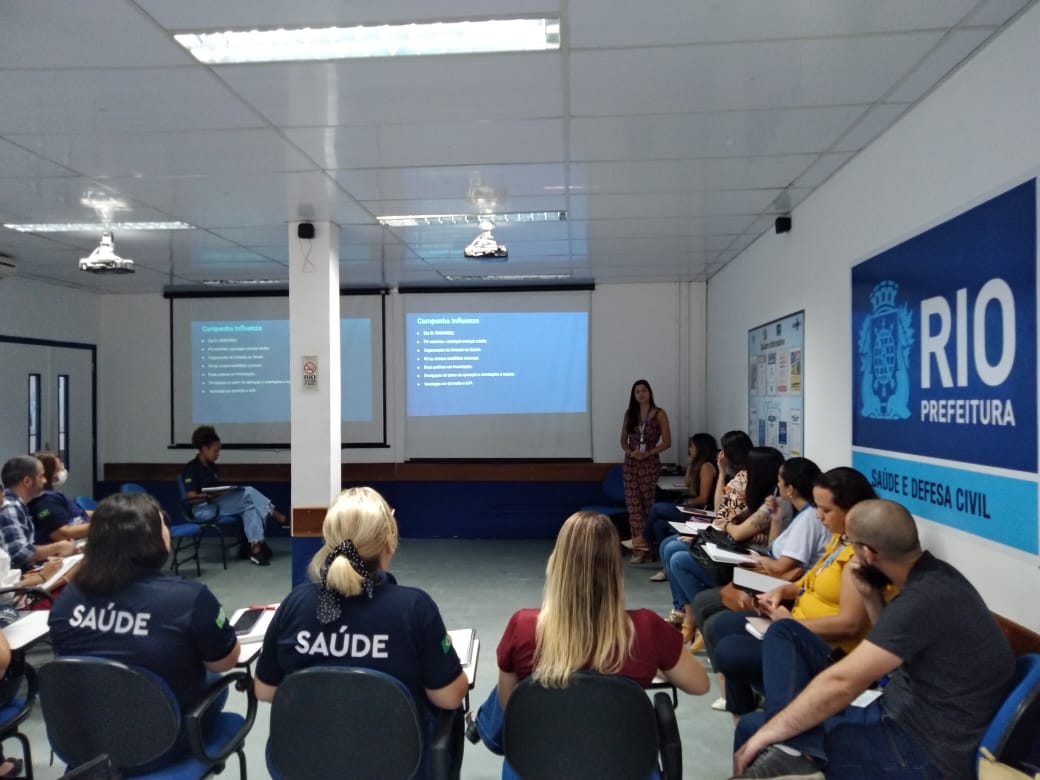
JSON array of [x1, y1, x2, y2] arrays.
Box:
[[979, 653, 1040, 777], [38, 657, 182, 772], [503, 672, 660, 780], [268, 667, 424, 780], [74, 496, 97, 512], [119, 483, 147, 494], [602, 464, 626, 504]]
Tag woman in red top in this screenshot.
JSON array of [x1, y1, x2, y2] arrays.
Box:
[[470, 511, 708, 769]]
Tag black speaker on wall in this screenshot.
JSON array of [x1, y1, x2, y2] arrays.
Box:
[[775, 215, 792, 234], [297, 222, 315, 239]]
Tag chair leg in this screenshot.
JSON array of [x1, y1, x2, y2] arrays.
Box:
[[9, 732, 33, 780], [236, 747, 247, 780]]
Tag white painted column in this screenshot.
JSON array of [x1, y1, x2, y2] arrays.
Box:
[[288, 221, 341, 523]]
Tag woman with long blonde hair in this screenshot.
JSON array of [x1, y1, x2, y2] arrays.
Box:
[[472, 512, 708, 766], [255, 487, 468, 775]]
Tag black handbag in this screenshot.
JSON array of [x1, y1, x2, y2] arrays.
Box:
[[687, 527, 750, 586]]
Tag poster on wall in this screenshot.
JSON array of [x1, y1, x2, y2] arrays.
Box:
[[851, 178, 1038, 554], [748, 311, 804, 457]]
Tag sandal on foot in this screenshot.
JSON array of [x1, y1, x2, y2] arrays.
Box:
[[0, 758, 24, 778], [650, 569, 668, 582]]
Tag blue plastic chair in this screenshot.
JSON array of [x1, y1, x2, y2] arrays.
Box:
[[977, 653, 1040, 778], [0, 663, 37, 780], [73, 496, 97, 513], [176, 477, 244, 570], [165, 516, 203, 578], [38, 656, 256, 780], [119, 483, 147, 494]]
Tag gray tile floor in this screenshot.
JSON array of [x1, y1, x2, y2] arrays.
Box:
[[16, 538, 736, 779]]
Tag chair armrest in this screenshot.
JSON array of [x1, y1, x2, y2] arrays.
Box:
[[184, 670, 257, 765], [428, 706, 464, 780], [653, 691, 682, 780]]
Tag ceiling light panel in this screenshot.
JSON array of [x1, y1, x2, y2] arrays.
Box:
[[377, 210, 566, 227], [3, 221, 194, 233], [174, 18, 560, 64]]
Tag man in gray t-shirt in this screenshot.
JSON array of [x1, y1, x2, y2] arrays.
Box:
[[731, 499, 1015, 780]]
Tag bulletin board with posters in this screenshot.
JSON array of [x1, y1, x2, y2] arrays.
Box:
[[748, 311, 804, 457]]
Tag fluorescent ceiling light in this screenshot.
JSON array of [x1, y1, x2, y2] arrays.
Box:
[[443, 273, 573, 281], [3, 221, 194, 233], [378, 210, 566, 228], [201, 279, 286, 286], [175, 18, 560, 64]]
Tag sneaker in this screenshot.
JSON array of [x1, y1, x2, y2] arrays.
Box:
[[249, 554, 270, 567], [731, 745, 824, 779], [464, 711, 480, 745], [650, 569, 668, 582], [260, 541, 273, 561]]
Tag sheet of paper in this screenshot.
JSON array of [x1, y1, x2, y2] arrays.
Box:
[[668, 520, 712, 535], [744, 616, 772, 640], [703, 542, 757, 566], [41, 553, 84, 590], [448, 628, 475, 666], [677, 506, 716, 518], [732, 567, 789, 594]]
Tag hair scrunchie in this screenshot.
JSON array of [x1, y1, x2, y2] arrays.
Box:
[[316, 539, 376, 624]]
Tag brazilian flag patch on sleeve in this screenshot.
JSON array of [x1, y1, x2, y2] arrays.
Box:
[[215, 606, 228, 629], [441, 634, 453, 654]]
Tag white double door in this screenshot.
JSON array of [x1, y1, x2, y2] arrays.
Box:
[[0, 339, 96, 501]]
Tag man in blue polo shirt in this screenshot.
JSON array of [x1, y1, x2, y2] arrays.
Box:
[[731, 499, 1015, 780]]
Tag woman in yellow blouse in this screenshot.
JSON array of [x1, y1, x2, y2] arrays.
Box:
[[702, 467, 879, 715]]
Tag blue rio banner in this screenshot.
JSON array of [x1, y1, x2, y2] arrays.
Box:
[[852, 179, 1038, 552]]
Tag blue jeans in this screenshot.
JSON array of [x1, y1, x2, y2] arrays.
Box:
[[195, 486, 273, 543], [735, 620, 942, 779], [659, 535, 688, 610], [665, 542, 726, 615], [644, 502, 685, 547], [703, 609, 763, 714]]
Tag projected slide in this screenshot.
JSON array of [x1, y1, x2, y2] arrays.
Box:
[[406, 312, 588, 416], [192, 319, 373, 424]]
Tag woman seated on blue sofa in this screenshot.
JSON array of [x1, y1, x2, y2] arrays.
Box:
[[254, 487, 469, 777], [474, 511, 709, 778]]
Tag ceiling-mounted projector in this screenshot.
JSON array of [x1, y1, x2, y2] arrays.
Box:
[[79, 231, 134, 273], [464, 230, 508, 260]]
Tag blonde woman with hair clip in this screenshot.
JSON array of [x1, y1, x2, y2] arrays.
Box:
[[469, 511, 709, 775], [254, 487, 468, 774]]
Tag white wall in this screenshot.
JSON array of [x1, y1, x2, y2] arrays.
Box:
[[95, 282, 708, 467], [705, 4, 1040, 628], [0, 276, 99, 344]]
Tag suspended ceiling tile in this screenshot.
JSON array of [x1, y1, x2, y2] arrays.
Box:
[[5, 129, 316, 178], [570, 106, 865, 161], [286, 119, 566, 169], [833, 104, 912, 152], [567, 0, 980, 47], [571, 33, 943, 116], [216, 54, 563, 127], [0, 69, 264, 135], [887, 28, 996, 103], [569, 156, 817, 194]]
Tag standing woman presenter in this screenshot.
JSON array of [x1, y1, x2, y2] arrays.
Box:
[[620, 379, 670, 563]]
